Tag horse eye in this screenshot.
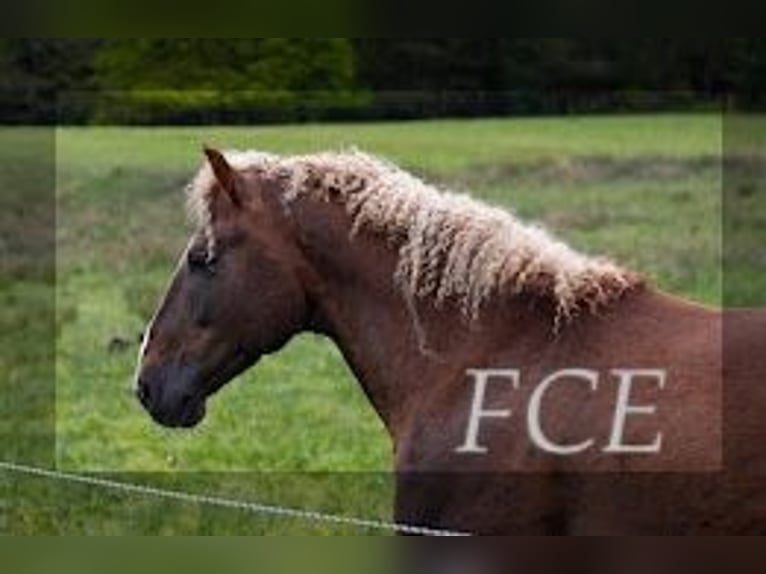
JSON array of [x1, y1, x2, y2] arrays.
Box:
[[187, 249, 216, 274]]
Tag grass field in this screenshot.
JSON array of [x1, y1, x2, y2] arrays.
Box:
[[7, 113, 763, 534]]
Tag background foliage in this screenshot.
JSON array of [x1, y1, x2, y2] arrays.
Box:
[[1, 39, 765, 123]]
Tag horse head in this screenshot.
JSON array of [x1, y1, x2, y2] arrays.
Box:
[[134, 148, 310, 427]]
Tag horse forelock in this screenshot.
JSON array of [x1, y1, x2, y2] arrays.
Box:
[[187, 148, 642, 322]]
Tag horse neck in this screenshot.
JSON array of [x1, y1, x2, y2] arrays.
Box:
[[287, 196, 481, 436]]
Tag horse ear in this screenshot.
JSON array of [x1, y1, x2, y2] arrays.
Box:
[[203, 146, 242, 207]]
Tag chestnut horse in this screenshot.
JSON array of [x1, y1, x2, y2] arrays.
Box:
[[135, 148, 766, 535]]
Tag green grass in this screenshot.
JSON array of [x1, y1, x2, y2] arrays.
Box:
[[56, 114, 722, 176], [0, 129, 56, 474], [7, 113, 763, 534]]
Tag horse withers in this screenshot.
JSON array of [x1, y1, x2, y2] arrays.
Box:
[[135, 147, 766, 534]]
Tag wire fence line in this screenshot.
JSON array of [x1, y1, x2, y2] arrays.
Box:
[[0, 460, 470, 536]]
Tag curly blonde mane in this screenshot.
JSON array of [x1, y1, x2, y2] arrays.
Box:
[[189, 150, 642, 323]]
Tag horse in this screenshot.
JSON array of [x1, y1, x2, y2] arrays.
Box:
[[135, 147, 766, 535]]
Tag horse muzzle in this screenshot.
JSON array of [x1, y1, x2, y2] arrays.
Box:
[[135, 364, 207, 428]]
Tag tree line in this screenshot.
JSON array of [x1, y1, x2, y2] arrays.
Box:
[[1, 39, 763, 124]]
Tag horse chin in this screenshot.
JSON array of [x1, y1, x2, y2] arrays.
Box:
[[151, 399, 207, 429], [178, 400, 207, 428]]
